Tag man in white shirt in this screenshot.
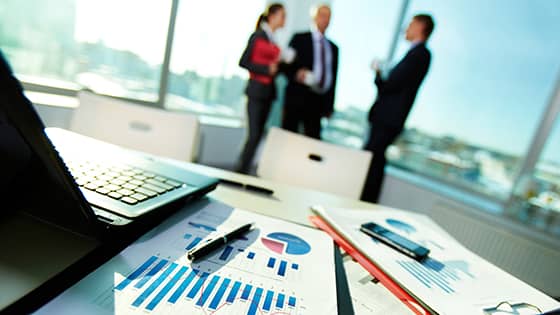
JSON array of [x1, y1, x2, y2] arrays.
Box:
[[281, 4, 339, 139]]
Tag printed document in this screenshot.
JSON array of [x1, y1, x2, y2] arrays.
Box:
[[37, 200, 338, 314]]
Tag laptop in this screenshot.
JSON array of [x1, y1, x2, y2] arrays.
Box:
[[0, 52, 219, 239]]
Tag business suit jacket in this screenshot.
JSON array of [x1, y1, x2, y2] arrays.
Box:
[[368, 42, 431, 129], [284, 32, 339, 116], [239, 29, 279, 101]]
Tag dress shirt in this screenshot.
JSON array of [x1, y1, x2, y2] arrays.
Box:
[[311, 28, 333, 94]]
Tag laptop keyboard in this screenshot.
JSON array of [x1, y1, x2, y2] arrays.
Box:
[[65, 160, 186, 205]]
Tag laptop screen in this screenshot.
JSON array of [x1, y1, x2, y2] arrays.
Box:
[[0, 51, 97, 237]]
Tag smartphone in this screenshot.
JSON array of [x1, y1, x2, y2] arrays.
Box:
[[360, 222, 430, 261]]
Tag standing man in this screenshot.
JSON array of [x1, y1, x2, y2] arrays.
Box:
[[361, 14, 435, 203], [282, 4, 339, 139]]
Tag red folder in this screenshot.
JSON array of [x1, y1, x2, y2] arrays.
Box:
[[309, 215, 432, 315], [249, 37, 280, 84]]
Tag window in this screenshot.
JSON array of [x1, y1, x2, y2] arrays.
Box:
[[0, 0, 171, 101], [165, 0, 265, 119], [385, 0, 560, 200], [510, 113, 560, 235], [323, 0, 404, 147]]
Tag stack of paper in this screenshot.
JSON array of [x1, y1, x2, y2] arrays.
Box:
[[314, 207, 560, 315], [343, 256, 414, 315]]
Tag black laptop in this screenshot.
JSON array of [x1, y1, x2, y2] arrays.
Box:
[[0, 52, 219, 239]]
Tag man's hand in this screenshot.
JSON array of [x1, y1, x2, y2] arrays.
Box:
[[370, 59, 383, 74], [296, 68, 309, 84]]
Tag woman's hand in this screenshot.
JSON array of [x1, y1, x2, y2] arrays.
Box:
[[269, 62, 279, 76]]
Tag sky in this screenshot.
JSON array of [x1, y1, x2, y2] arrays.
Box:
[[75, 0, 171, 66], [73, 0, 560, 162]]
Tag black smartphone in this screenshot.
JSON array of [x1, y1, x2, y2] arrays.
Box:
[[360, 222, 430, 261]]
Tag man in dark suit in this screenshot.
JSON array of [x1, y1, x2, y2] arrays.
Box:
[[282, 4, 339, 139], [361, 14, 435, 203]]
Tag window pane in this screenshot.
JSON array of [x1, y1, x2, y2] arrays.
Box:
[[323, 0, 404, 147], [165, 0, 265, 118], [511, 112, 560, 235], [387, 1, 560, 199], [0, 0, 171, 101]]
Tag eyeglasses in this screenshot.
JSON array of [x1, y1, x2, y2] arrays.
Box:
[[483, 301, 542, 315]]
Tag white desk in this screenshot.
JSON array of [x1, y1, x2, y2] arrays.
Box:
[[0, 161, 380, 312], [165, 159, 380, 225]]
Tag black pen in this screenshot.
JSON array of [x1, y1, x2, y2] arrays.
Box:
[[219, 179, 274, 195], [187, 223, 254, 261]]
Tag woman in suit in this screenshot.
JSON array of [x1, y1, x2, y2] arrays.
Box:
[[236, 3, 286, 174]]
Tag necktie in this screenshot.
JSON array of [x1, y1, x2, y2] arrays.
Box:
[[319, 37, 326, 89]]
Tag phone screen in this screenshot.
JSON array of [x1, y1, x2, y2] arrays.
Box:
[[361, 222, 429, 259]]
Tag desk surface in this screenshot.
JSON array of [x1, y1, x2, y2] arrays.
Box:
[[0, 161, 380, 312], [166, 160, 381, 225]]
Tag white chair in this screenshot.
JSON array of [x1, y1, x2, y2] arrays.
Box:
[[70, 91, 200, 162], [257, 127, 373, 199]]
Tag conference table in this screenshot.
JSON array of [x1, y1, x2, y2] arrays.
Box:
[[0, 159, 380, 314]]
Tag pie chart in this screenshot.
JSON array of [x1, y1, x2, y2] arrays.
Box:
[[261, 232, 311, 255], [386, 218, 416, 234]]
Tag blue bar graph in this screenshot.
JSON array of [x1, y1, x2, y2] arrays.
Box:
[[288, 296, 296, 307], [240, 284, 253, 300], [186, 237, 202, 250], [226, 281, 242, 303], [267, 257, 276, 268], [247, 252, 255, 259], [209, 278, 231, 310], [397, 260, 456, 293], [186, 272, 209, 299], [263, 290, 274, 311], [276, 293, 285, 309], [247, 288, 264, 315], [146, 266, 187, 311], [184, 233, 192, 239], [219, 246, 234, 261], [188, 222, 216, 231], [278, 260, 287, 276], [115, 256, 158, 291], [134, 259, 168, 289], [196, 275, 220, 307], [132, 263, 177, 307], [168, 269, 198, 303], [121, 257, 302, 313]]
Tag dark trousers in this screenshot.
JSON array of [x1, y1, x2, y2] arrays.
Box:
[[361, 124, 402, 203], [282, 94, 323, 139], [236, 97, 272, 174]]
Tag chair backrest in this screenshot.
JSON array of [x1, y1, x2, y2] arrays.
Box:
[[70, 91, 199, 162], [257, 127, 373, 199]]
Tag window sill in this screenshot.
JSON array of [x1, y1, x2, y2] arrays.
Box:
[[25, 91, 79, 109], [25, 90, 244, 129], [385, 164, 504, 213]]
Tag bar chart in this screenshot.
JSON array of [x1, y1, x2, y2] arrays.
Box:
[[396, 259, 474, 294], [38, 205, 338, 315], [188, 221, 217, 232], [266, 257, 299, 277], [114, 255, 299, 314]]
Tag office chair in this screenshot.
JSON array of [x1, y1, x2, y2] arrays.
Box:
[[257, 127, 373, 199], [70, 91, 200, 162]]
